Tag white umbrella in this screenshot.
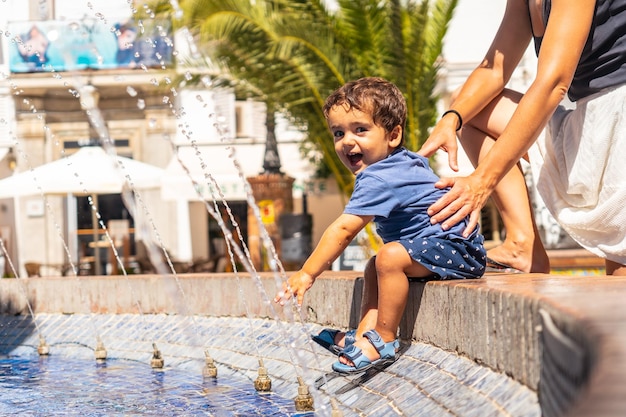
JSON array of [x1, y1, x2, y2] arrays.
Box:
[[0, 146, 164, 275], [0, 146, 163, 198]]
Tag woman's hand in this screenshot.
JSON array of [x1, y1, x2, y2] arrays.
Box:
[[428, 174, 491, 237], [418, 113, 461, 172], [274, 271, 315, 306]]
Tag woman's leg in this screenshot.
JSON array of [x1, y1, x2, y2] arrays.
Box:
[[340, 242, 429, 364], [460, 88, 550, 273]]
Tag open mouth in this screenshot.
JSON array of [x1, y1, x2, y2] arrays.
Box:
[[347, 152, 363, 166]]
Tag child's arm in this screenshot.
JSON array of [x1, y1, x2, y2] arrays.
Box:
[[275, 213, 373, 306]]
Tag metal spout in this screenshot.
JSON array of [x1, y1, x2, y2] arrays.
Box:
[[150, 343, 164, 368], [37, 336, 50, 356], [95, 339, 107, 362], [203, 350, 217, 379], [254, 359, 271, 393], [294, 376, 314, 412], [331, 398, 344, 417]]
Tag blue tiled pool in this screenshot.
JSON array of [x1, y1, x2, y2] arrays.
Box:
[[0, 310, 541, 417], [0, 356, 312, 416]]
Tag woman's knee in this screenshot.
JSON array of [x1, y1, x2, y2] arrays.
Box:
[[466, 88, 522, 135]]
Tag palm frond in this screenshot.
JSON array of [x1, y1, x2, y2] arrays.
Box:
[[148, 0, 458, 197]]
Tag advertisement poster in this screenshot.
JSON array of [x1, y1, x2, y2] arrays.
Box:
[[8, 19, 173, 73]]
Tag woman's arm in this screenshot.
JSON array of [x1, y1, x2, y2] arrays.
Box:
[[419, 0, 533, 169], [425, 0, 596, 235]]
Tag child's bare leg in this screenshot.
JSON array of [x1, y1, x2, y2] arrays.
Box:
[[355, 256, 379, 336], [330, 257, 379, 348], [460, 89, 549, 273], [340, 243, 429, 364]]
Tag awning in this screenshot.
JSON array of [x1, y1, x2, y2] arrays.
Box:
[[0, 147, 10, 162], [161, 143, 314, 201], [0, 146, 164, 199]]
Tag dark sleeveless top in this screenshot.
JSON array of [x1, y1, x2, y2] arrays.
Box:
[[532, 0, 626, 101]]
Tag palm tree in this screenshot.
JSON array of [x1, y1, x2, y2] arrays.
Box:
[[148, 0, 457, 197]]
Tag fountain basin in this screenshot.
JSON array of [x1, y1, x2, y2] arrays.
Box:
[[0, 271, 622, 416]]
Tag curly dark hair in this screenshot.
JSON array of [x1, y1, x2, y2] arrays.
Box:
[[323, 77, 407, 146]]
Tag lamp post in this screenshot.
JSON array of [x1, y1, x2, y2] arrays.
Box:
[[247, 110, 294, 270]]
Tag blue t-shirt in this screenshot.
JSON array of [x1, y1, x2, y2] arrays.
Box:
[[344, 148, 472, 243]]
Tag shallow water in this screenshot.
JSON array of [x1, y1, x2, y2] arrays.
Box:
[[0, 356, 311, 416]]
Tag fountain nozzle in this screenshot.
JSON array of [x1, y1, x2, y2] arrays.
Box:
[[331, 398, 344, 417], [203, 350, 217, 379], [37, 336, 50, 356], [254, 359, 272, 393], [294, 376, 314, 412], [95, 339, 107, 362], [150, 343, 164, 368]]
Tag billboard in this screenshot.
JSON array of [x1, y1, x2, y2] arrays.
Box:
[[8, 19, 173, 73]]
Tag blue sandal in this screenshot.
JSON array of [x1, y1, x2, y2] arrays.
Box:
[[332, 329, 399, 374], [311, 328, 356, 355]]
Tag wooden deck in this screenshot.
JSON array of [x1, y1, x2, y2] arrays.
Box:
[[547, 248, 605, 270]]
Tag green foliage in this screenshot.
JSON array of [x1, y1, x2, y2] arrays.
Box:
[[146, 0, 457, 197]]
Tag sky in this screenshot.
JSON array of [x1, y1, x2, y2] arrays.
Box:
[[443, 0, 506, 63]]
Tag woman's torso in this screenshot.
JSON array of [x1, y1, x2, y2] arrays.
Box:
[[531, 0, 626, 101]]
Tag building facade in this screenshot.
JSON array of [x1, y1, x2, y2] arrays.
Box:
[[0, 0, 330, 276], [0, 0, 572, 277]]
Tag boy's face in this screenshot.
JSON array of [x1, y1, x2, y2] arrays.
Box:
[[327, 104, 402, 175]]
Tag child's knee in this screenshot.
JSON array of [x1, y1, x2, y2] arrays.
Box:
[[375, 243, 409, 273]]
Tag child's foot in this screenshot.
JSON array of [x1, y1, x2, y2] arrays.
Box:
[[332, 330, 398, 374], [311, 328, 356, 354]]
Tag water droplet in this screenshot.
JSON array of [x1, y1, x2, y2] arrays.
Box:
[[126, 86, 137, 97], [137, 99, 145, 109]]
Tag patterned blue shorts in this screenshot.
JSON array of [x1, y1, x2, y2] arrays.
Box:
[[400, 233, 486, 280]]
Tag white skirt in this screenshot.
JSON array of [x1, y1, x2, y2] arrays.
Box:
[[529, 84, 626, 264]]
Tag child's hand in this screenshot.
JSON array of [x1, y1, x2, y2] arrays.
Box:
[[273, 271, 315, 306]]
